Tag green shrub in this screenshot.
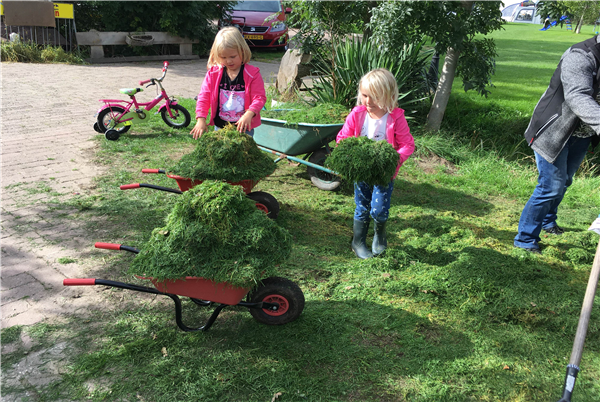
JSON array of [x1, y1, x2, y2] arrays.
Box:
[[128, 182, 292, 287], [0, 41, 85, 64], [170, 125, 276, 182], [326, 136, 399, 185], [1, 41, 41, 62]]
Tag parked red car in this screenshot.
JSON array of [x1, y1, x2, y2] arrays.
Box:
[[221, 1, 290, 51]]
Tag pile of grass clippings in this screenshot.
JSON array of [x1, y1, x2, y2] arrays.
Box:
[[170, 125, 275, 182], [326, 136, 399, 186], [129, 181, 292, 288], [262, 103, 349, 126]]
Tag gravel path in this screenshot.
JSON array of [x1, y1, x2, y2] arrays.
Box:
[[1, 59, 281, 329]]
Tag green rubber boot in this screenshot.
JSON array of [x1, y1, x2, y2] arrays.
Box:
[[352, 219, 373, 259], [372, 220, 387, 256]]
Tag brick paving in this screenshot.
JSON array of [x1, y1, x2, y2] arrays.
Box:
[[1, 59, 281, 329]]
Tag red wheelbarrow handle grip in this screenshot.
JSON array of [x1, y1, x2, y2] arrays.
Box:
[[64, 278, 96, 286], [142, 169, 165, 174], [95, 242, 122, 250], [120, 183, 140, 190], [94, 242, 140, 254]]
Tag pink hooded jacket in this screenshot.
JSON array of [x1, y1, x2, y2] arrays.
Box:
[[195, 64, 266, 129], [336, 105, 415, 179]]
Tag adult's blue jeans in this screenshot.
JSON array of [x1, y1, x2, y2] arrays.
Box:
[[354, 181, 394, 223], [514, 136, 592, 250]]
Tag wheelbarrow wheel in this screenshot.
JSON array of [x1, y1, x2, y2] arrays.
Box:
[[247, 191, 279, 219], [248, 277, 305, 325], [307, 148, 341, 191]]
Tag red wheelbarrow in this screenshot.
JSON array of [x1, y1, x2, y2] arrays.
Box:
[[64, 242, 305, 332], [120, 169, 280, 219]]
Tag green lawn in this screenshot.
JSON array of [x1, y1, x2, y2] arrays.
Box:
[[2, 23, 600, 402], [461, 23, 597, 112]]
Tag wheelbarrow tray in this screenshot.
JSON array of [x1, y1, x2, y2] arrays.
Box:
[[253, 116, 343, 156], [147, 276, 251, 305], [166, 174, 259, 193]]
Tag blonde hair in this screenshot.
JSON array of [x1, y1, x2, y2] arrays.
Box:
[[357, 68, 399, 114], [207, 27, 252, 68]]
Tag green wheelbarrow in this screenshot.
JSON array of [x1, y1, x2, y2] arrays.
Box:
[[253, 116, 343, 191]]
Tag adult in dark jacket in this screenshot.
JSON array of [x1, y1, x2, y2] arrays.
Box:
[[514, 36, 600, 253]]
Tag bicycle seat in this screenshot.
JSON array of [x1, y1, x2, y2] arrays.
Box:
[[119, 88, 143, 96]]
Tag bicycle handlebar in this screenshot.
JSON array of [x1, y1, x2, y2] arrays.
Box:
[[138, 61, 169, 87]]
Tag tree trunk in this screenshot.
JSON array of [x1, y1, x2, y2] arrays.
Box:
[[576, 14, 585, 33], [425, 47, 460, 132], [576, 4, 590, 34], [425, 0, 473, 131]]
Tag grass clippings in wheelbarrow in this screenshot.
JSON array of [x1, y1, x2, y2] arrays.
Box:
[[262, 102, 349, 126], [128, 181, 292, 288], [169, 125, 276, 182], [326, 136, 399, 186]]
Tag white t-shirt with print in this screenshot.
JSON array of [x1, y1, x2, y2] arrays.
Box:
[[360, 113, 388, 141]]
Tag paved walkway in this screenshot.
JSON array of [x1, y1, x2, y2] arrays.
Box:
[[1, 59, 281, 329]]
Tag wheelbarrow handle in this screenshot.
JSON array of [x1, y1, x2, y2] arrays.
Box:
[[142, 169, 165, 174], [95, 242, 140, 254], [120, 183, 182, 194], [120, 183, 141, 190], [64, 278, 96, 286]]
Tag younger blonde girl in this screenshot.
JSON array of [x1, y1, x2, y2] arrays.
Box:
[[336, 68, 415, 259]]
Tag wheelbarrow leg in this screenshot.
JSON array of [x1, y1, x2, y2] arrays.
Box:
[[167, 293, 227, 332], [64, 278, 229, 332]]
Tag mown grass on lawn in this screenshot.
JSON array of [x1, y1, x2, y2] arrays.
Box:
[[2, 23, 600, 402]]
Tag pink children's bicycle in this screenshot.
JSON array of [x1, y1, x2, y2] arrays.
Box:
[[94, 61, 191, 141]]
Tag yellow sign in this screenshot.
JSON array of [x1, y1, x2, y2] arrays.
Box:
[[0, 2, 73, 18], [54, 3, 74, 19]]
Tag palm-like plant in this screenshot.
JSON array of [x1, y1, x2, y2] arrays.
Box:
[[308, 37, 433, 113]]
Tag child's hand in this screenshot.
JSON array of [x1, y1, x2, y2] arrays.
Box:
[[191, 119, 208, 139], [235, 110, 255, 133]]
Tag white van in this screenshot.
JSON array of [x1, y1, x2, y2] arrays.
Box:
[[501, 1, 542, 24]]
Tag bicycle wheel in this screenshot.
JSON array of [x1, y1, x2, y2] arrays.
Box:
[[104, 129, 120, 141], [161, 104, 191, 128], [97, 106, 131, 134]]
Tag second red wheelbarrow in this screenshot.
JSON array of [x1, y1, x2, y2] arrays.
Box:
[[120, 169, 280, 219], [64, 242, 305, 332]]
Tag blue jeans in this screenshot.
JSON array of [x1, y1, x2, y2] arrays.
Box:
[[514, 136, 592, 250], [354, 181, 394, 222]]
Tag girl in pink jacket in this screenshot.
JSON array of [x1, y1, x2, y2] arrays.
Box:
[[191, 27, 266, 139], [336, 69, 415, 259]]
